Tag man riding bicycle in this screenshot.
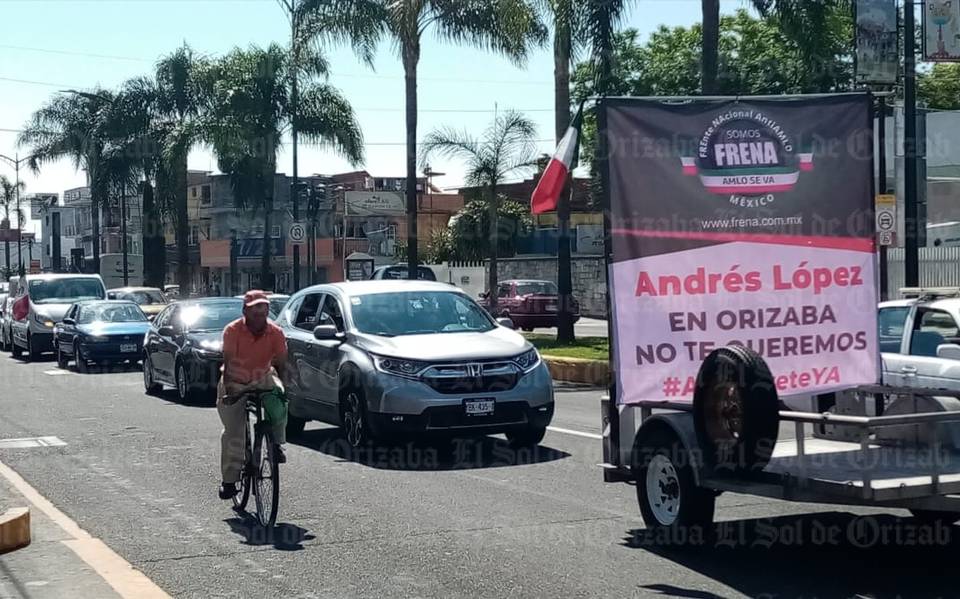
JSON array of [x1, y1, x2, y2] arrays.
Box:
[[217, 289, 288, 500]]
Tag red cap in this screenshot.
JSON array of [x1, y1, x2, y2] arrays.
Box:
[[243, 290, 270, 308]]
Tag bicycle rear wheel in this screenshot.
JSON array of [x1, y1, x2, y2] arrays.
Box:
[[232, 414, 254, 512], [253, 427, 279, 528]]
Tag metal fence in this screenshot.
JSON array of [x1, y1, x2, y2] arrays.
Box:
[[886, 247, 960, 295]]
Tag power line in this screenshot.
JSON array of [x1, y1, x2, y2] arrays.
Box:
[[0, 44, 554, 85]]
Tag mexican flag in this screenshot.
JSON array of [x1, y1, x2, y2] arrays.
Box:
[[531, 105, 584, 215]]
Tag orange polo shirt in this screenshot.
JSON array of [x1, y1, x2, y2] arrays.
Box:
[[222, 318, 287, 385]]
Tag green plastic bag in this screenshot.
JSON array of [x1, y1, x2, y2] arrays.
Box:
[[262, 387, 288, 429]]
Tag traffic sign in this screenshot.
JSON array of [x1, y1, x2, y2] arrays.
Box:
[[289, 222, 306, 245], [875, 194, 896, 233], [878, 230, 896, 247]]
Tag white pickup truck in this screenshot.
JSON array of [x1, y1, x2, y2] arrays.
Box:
[[880, 288, 960, 390]]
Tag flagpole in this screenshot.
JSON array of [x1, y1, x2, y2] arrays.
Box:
[[557, 102, 585, 344]]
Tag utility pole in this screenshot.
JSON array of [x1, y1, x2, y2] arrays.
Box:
[[290, 4, 302, 292], [878, 94, 888, 300], [121, 182, 129, 286], [904, 0, 919, 287], [0, 154, 29, 277]]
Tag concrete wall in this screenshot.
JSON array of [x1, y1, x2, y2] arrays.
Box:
[[487, 256, 608, 318]]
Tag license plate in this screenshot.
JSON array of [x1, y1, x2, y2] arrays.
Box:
[[120, 344, 137, 353], [545, 305, 557, 312], [464, 399, 495, 416]]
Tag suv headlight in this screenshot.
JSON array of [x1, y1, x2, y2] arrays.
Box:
[[513, 348, 541, 373], [194, 339, 223, 358], [372, 355, 428, 379], [33, 313, 55, 328]]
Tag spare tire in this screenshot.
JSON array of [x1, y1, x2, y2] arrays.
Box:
[[693, 345, 779, 473]]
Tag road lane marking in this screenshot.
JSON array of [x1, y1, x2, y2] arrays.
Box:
[[43, 370, 71, 376], [546, 426, 602, 440], [0, 436, 67, 449], [0, 460, 172, 599]]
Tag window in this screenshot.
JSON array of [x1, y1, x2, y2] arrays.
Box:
[[154, 306, 174, 329], [910, 308, 960, 356], [497, 284, 512, 299], [318, 295, 345, 332], [351, 291, 495, 337], [200, 186, 212, 205], [878, 307, 909, 354], [189, 226, 200, 246], [272, 225, 281, 239], [191, 187, 197, 198], [516, 281, 558, 296], [79, 303, 147, 324], [294, 293, 323, 331]]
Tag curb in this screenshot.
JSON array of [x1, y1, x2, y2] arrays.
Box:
[[543, 356, 610, 387], [0, 507, 31, 554]]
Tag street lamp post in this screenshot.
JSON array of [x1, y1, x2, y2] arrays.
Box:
[[423, 167, 445, 252], [0, 153, 30, 277]]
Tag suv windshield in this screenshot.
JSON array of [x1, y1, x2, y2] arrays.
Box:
[[515, 282, 557, 296], [29, 278, 105, 305], [177, 301, 243, 332], [126, 290, 166, 305], [269, 297, 289, 318], [79, 303, 147, 324], [352, 291, 495, 337], [378, 267, 436, 281]]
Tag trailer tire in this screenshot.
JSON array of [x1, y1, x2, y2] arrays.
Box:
[[633, 428, 715, 544], [910, 509, 960, 525], [693, 345, 779, 473]]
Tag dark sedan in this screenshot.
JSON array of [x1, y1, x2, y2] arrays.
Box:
[[54, 301, 152, 373], [142, 297, 243, 403]]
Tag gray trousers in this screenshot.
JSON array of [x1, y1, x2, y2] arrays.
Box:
[[217, 378, 286, 484]]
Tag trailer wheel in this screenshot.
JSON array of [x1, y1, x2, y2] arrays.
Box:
[[693, 345, 779, 472], [910, 509, 960, 525], [634, 428, 715, 543]]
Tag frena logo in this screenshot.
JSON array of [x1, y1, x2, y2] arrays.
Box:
[[680, 109, 813, 205]]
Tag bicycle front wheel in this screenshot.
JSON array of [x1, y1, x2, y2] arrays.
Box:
[[253, 428, 279, 528], [232, 414, 254, 512]]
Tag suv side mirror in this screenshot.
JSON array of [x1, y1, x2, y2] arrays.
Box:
[[158, 325, 175, 337], [497, 317, 515, 330], [62, 317, 75, 326], [937, 343, 960, 361], [313, 324, 342, 341], [479, 291, 489, 299]]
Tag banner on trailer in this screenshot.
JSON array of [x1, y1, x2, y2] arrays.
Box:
[[855, 0, 898, 83], [605, 95, 879, 405]]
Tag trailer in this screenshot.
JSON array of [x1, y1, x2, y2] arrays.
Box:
[[594, 93, 960, 539]]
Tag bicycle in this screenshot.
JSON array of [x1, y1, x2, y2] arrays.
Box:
[[230, 391, 280, 528]]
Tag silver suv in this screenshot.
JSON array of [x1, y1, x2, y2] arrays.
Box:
[[278, 281, 554, 448], [10, 274, 107, 360]]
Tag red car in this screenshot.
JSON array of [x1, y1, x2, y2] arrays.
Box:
[[481, 280, 580, 331]]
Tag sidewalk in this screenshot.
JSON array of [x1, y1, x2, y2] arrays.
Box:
[[0, 471, 123, 599]]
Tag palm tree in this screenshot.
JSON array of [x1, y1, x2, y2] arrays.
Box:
[[421, 110, 538, 314], [202, 44, 364, 287], [0, 175, 25, 277], [298, 0, 545, 280], [19, 89, 114, 274], [155, 45, 209, 295], [751, 0, 850, 91], [102, 77, 169, 288], [702, 0, 720, 93]]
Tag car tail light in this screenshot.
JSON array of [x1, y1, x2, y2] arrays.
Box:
[[12, 295, 28, 321]]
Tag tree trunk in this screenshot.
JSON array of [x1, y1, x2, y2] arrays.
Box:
[[141, 180, 165, 288], [260, 159, 275, 290], [403, 42, 420, 280], [555, 17, 576, 344], [701, 0, 720, 94], [488, 185, 499, 315], [90, 178, 102, 275], [175, 152, 190, 295]]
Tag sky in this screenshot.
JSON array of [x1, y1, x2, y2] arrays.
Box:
[[0, 0, 748, 235]]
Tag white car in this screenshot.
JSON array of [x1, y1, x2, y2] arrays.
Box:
[[880, 288, 960, 389]]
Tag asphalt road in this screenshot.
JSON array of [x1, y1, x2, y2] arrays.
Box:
[[0, 355, 958, 598]]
